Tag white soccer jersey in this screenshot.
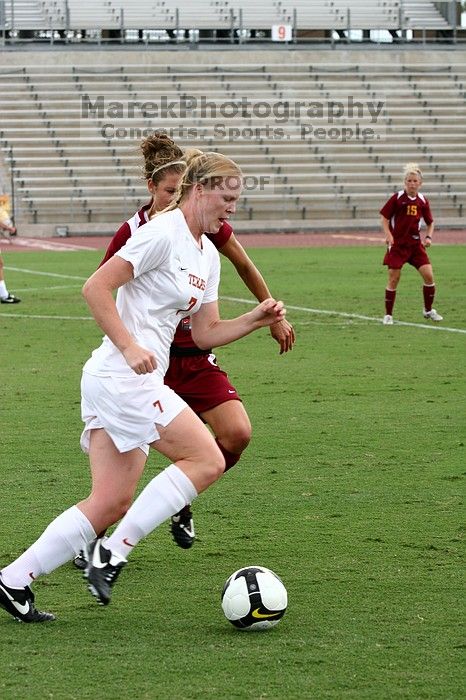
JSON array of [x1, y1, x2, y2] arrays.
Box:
[[83, 208, 220, 379]]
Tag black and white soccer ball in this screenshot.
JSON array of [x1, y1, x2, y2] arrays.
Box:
[[221, 565, 288, 631]]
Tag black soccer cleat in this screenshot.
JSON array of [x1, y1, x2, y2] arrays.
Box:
[[86, 539, 127, 606], [0, 574, 55, 623], [1, 294, 21, 304], [74, 537, 106, 574], [170, 504, 195, 549], [73, 548, 89, 571]]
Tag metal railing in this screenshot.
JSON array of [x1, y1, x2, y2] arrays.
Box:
[[0, 1, 462, 46]]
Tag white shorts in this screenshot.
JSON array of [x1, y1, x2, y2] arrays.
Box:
[[80, 370, 188, 455]]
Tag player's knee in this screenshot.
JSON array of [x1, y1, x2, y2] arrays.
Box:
[[99, 496, 132, 525], [113, 492, 136, 521], [204, 447, 227, 483], [229, 427, 251, 454], [218, 421, 252, 454]]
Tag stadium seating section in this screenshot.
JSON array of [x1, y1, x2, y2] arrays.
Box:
[[1, 54, 464, 230], [0, 1, 456, 35], [0, 1, 463, 231]]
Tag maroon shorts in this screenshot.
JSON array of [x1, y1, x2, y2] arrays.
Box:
[[383, 242, 431, 270], [164, 352, 241, 415]]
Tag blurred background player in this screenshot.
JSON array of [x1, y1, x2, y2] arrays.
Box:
[[0, 251, 21, 304], [0, 253, 21, 304], [0, 193, 20, 304], [72, 133, 294, 569], [380, 162, 442, 325], [0, 194, 16, 238]]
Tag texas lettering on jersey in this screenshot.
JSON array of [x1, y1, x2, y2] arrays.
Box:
[[189, 273, 206, 291]]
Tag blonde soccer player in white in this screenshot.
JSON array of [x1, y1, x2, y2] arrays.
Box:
[[0, 152, 286, 622]]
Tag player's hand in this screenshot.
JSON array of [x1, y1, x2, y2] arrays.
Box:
[[424, 237, 431, 248], [386, 235, 394, 249], [122, 342, 157, 374], [250, 298, 286, 328], [270, 318, 295, 354]]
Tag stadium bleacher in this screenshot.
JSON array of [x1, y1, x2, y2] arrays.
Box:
[[0, 2, 464, 233], [0, 1, 457, 37]]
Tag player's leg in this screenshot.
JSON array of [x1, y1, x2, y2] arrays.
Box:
[[81, 431, 148, 606], [0, 504, 96, 623], [0, 252, 20, 304], [201, 399, 251, 468], [0, 428, 146, 622], [77, 427, 147, 536], [418, 263, 443, 321], [383, 268, 401, 324], [168, 399, 251, 549], [169, 397, 250, 550], [172, 397, 251, 547], [74, 427, 147, 568], [74, 371, 154, 569], [1, 502, 97, 622], [166, 354, 249, 548], [86, 404, 224, 605]]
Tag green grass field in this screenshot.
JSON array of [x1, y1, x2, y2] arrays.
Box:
[[0, 245, 465, 699]]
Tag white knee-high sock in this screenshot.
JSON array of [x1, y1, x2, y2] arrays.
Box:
[[1, 506, 96, 588], [106, 464, 197, 559]]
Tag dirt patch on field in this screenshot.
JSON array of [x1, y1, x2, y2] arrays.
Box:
[[2, 229, 465, 252]]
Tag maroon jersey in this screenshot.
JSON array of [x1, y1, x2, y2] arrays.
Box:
[[99, 203, 151, 267], [100, 203, 234, 351], [380, 190, 433, 246]]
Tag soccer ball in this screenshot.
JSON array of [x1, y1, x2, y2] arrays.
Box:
[[221, 565, 287, 631]]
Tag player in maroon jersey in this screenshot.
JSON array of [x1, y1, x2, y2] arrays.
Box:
[[380, 162, 442, 325], [73, 133, 294, 567]]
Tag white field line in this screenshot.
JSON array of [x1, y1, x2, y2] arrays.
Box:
[[331, 234, 384, 242], [3, 267, 466, 335], [14, 285, 83, 293], [330, 233, 454, 246], [2, 313, 94, 321], [6, 266, 87, 281], [9, 238, 97, 251], [223, 296, 466, 335]]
